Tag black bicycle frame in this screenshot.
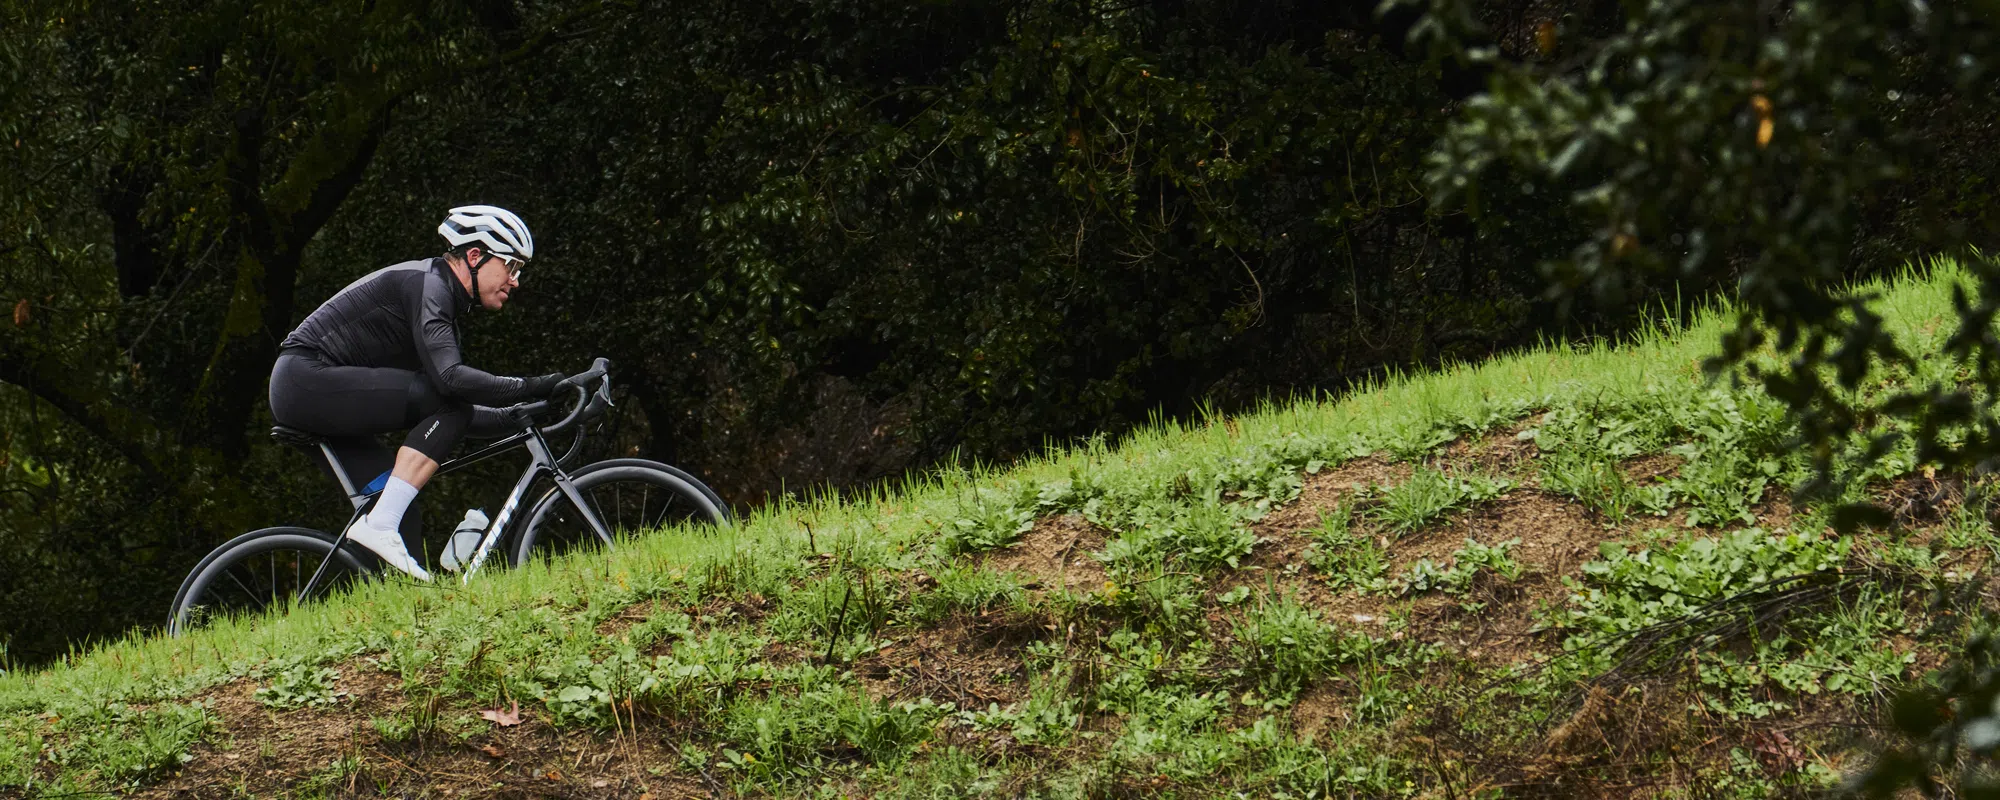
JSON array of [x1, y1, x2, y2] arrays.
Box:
[[297, 419, 614, 598]]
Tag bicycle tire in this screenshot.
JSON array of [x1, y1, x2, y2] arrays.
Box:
[[562, 458, 733, 524], [511, 465, 729, 565], [168, 527, 372, 637]]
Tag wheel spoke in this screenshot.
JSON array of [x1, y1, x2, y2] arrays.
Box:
[[221, 566, 267, 612], [175, 534, 367, 635], [521, 467, 724, 562], [589, 490, 612, 543]]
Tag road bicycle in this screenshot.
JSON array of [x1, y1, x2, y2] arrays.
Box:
[[167, 358, 730, 635]]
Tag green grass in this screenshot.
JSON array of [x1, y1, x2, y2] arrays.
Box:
[[1, 256, 1993, 796], [1366, 467, 1514, 534]]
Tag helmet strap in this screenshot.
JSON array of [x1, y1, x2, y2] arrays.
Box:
[[462, 250, 491, 307]]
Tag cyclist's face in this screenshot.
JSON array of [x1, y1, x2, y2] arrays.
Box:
[[474, 254, 522, 310]]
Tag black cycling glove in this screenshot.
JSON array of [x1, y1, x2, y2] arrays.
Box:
[[523, 372, 568, 398]]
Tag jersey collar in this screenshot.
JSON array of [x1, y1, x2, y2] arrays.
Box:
[[433, 257, 475, 313]]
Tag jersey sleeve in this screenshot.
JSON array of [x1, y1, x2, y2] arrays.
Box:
[[411, 271, 534, 405]]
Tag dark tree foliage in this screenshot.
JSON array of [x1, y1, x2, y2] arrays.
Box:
[[0, 0, 626, 663], [337, 0, 1540, 497], [1394, 0, 2000, 791]]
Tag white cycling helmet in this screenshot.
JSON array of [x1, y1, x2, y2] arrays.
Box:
[[438, 205, 534, 261]]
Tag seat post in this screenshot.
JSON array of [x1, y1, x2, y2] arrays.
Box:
[[271, 425, 373, 511], [315, 442, 370, 509]]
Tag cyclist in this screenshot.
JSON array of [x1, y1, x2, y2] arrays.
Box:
[[268, 205, 567, 581]]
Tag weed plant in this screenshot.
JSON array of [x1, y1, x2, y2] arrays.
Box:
[[1304, 506, 1388, 591], [368, 688, 441, 745], [253, 661, 345, 709], [43, 703, 212, 792], [1549, 527, 1914, 714], [942, 488, 1037, 555], [964, 665, 1082, 747], [1367, 468, 1513, 534], [1541, 452, 1645, 523], [1097, 496, 1258, 573], [1394, 538, 1523, 597], [722, 685, 945, 784], [1230, 593, 1347, 707], [906, 565, 1029, 624]]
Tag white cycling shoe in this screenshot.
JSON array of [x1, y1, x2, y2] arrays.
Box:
[[342, 517, 434, 582]]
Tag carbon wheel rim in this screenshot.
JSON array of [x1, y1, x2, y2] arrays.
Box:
[[518, 468, 722, 564], [172, 536, 366, 634]]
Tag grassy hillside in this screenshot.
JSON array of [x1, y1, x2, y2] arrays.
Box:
[[3, 260, 1995, 798]]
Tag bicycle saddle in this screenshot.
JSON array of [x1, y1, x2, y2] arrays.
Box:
[[269, 425, 325, 448]]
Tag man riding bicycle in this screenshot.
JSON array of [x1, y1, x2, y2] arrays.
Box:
[[268, 205, 567, 582]]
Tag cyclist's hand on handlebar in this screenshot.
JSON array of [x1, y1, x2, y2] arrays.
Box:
[[555, 358, 613, 392], [524, 372, 568, 398]]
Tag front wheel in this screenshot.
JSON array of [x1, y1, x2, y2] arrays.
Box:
[[511, 465, 729, 565], [169, 527, 373, 636]]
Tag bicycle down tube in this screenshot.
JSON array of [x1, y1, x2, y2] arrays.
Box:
[[455, 426, 613, 582]]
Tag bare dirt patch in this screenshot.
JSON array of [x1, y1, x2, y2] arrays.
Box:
[[141, 658, 711, 799], [1288, 683, 1350, 741], [1386, 491, 1604, 577], [1436, 422, 1541, 479], [857, 611, 1039, 710], [1884, 473, 1964, 529], [860, 612, 1040, 712], [1256, 457, 1411, 538], [983, 513, 1108, 594], [1385, 492, 1602, 666], [1622, 452, 1683, 485]]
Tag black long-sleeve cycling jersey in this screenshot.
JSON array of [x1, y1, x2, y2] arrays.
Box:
[[280, 257, 536, 406]]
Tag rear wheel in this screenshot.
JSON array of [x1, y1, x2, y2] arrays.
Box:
[[511, 465, 729, 565], [169, 528, 372, 636]]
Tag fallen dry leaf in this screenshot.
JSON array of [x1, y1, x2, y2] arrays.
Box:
[[478, 744, 505, 759], [480, 701, 523, 727]]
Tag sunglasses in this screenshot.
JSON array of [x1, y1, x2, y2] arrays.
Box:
[[488, 251, 526, 281]]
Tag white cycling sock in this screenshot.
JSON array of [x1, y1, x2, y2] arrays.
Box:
[[367, 477, 420, 531]]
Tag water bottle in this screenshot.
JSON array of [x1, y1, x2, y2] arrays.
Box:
[[440, 508, 489, 573]]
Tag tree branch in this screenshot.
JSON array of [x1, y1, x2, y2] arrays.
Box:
[[0, 336, 170, 488], [461, 0, 526, 45], [277, 107, 391, 253], [451, 0, 630, 81], [226, 107, 277, 259]]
